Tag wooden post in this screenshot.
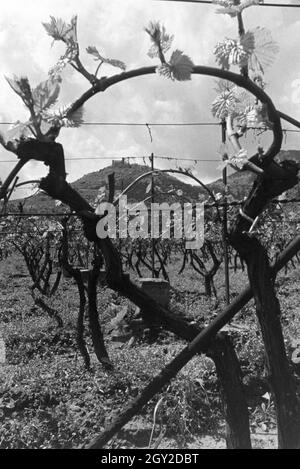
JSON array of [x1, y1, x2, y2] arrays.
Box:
[[245, 241, 300, 448], [228, 162, 300, 449], [221, 120, 230, 305], [150, 152, 155, 278], [211, 333, 251, 449]]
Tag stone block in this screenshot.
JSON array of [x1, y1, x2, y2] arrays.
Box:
[[136, 278, 170, 307]]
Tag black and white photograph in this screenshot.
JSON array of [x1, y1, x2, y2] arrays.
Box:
[[0, 0, 300, 453]]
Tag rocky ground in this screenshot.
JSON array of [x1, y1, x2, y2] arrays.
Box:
[[0, 254, 299, 449]]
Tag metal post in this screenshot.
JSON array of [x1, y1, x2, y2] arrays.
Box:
[[222, 121, 230, 305], [150, 153, 155, 278], [119, 179, 124, 251]]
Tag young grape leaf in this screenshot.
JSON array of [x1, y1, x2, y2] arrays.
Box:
[[248, 27, 279, 74], [5, 75, 23, 97], [214, 80, 234, 94], [42, 15, 78, 44], [214, 39, 250, 70], [44, 16, 78, 78], [156, 63, 173, 80], [42, 104, 84, 128], [32, 77, 61, 113], [157, 50, 194, 82], [244, 102, 271, 128], [86, 46, 126, 71], [211, 89, 237, 119], [240, 31, 256, 55], [212, 0, 263, 17], [43, 17, 68, 41], [5, 76, 33, 108], [169, 50, 194, 81], [145, 21, 174, 59], [229, 148, 248, 170], [6, 121, 33, 141], [214, 27, 276, 74]]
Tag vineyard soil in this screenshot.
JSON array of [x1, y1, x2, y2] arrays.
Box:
[[0, 254, 299, 449]]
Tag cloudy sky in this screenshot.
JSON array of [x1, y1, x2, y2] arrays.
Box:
[[0, 0, 300, 198]]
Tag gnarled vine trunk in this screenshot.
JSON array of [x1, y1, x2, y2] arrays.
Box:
[[229, 165, 300, 449]]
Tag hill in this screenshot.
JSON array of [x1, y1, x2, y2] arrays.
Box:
[[9, 150, 300, 213], [12, 160, 203, 213]]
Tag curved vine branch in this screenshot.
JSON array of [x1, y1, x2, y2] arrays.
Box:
[[114, 168, 222, 222], [65, 65, 282, 166], [0, 64, 284, 202], [278, 111, 300, 130]]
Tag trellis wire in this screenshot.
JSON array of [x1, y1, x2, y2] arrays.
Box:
[[0, 196, 299, 218], [155, 0, 300, 8]]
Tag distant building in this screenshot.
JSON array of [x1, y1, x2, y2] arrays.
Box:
[[112, 158, 127, 167]]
